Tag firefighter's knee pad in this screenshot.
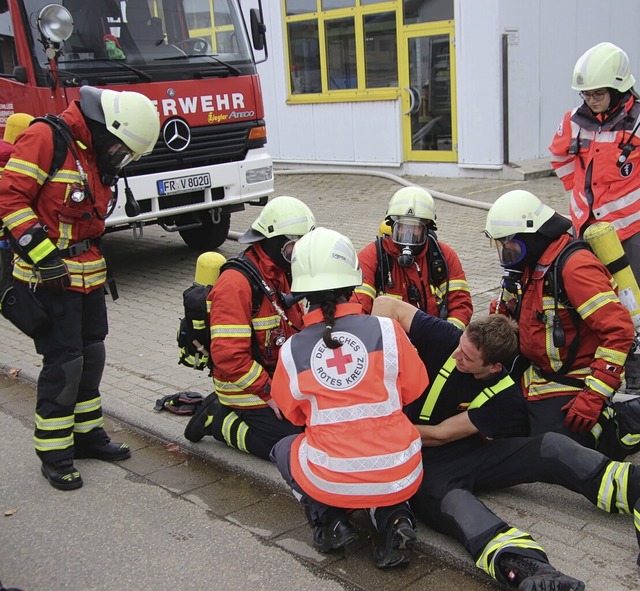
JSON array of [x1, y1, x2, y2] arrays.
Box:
[[79, 341, 105, 392], [614, 397, 640, 434], [440, 488, 506, 544], [539, 432, 605, 479], [51, 356, 83, 407]]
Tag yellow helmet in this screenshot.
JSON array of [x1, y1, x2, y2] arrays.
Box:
[[485, 190, 556, 240], [291, 227, 362, 293], [80, 87, 160, 156], [572, 42, 635, 92], [238, 195, 316, 244], [386, 186, 436, 222]]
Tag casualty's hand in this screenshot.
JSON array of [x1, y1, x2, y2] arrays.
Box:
[[561, 388, 606, 433], [265, 397, 283, 421], [37, 256, 70, 292]]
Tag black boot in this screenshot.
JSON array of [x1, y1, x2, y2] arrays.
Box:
[[312, 508, 359, 553], [498, 553, 585, 590], [184, 392, 227, 443], [41, 458, 83, 491], [74, 430, 131, 461], [373, 514, 417, 569]]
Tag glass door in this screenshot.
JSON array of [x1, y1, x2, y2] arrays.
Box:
[[400, 23, 457, 162]]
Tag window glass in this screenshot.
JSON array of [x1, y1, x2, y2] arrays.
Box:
[[213, 0, 232, 26], [364, 12, 396, 88], [288, 20, 321, 94], [326, 18, 356, 90], [286, 1, 317, 16], [322, 0, 355, 9], [409, 34, 452, 151], [185, 0, 211, 29], [404, 0, 454, 24]]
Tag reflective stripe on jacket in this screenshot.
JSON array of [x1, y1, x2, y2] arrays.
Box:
[[549, 96, 640, 240], [271, 303, 428, 509], [210, 243, 305, 409], [0, 101, 111, 293], [518, 235, 633, 400], [352, 236, 472, 329]]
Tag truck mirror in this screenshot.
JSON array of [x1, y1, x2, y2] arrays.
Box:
[[12, 65, 27, 84], [249, 9, 266, 52]]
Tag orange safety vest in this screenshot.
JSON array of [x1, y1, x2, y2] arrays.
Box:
[[271, 303, 428, 509]]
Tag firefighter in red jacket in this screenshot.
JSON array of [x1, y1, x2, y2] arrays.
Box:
[[486, 190, 640, 460], [185, 196, 316, 460], [270, 227, 428, 568], [351, 186, 472, 330], [0, 87, 160, 490], [549, 42, 640, 393]]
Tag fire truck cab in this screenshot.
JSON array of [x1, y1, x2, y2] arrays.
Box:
[[0, 0, 273, 258]]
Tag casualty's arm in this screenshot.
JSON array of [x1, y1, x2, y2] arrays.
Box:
[[372, 295, 419, 333], [415, 412, 478, 446]]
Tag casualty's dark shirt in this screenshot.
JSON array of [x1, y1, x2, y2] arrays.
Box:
[[406, 310, 528, 439]]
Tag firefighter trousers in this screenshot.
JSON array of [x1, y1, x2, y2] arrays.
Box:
[[212, 404, 301, 460], [32, 287, 108, 464], [412, 432, 640, 583], [527, 395, 640, 460]]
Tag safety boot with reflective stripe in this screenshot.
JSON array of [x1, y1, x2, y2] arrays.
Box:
[[41, 458, 82, 491], [497, 553, 585, 591]]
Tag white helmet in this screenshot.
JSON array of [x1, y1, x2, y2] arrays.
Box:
[[291, 227, 362, 293], [386, 186, 436, 222], [238, 195, 316, 244], [485, 190, 556, 240], [80, 87, 160, 156], [572, 42, 635, 92]]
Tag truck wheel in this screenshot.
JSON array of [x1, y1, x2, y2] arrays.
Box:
[[179, 210, 231, 251], [0, 247, 12, 291]]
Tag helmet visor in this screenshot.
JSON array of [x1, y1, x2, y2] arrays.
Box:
[[493, 235, 526, 267], [391, 217, 427, 247]]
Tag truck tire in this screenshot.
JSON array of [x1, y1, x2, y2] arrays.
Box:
[[179, 210, 231, 251], [0, 247, 12, 291]]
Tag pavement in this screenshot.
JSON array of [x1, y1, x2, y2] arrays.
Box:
[[1, 170, 640, 591]]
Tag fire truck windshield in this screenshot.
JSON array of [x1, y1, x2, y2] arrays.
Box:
[[23, 0, 255, 81]]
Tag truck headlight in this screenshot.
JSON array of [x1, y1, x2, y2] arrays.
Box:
[[246, 166, 272, 184]]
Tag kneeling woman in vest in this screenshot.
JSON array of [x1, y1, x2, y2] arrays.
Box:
[[269, 227, 428, 568]]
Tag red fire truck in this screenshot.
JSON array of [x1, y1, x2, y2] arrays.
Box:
[[0, 0, 273, 280]]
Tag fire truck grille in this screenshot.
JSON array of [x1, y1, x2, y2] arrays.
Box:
[[125, 120, 265, 177]]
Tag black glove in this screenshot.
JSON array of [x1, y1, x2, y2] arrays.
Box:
[[37, 256, 70, 292]]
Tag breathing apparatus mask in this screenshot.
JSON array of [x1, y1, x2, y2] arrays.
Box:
[[261, 234, 300, 271], [391, 216, 428, 268], [86, 117, 139, 187]]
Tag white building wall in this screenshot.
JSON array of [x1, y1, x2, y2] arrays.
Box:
[[254, 0, 640, 176], [498, 0, 640, 163]]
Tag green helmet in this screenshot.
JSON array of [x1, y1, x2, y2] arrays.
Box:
[[386, 186, 436, 222], [80, 87, 160, 156], [238, 196, 316, 244], [485, 190, 556, 240], [291, 227, 362, 293], [572, 42, 635, 92]]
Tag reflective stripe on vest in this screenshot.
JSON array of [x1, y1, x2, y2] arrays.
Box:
[[296, 437, 423, 497]]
